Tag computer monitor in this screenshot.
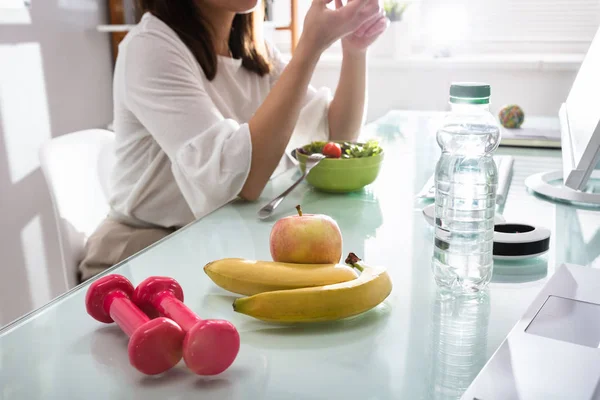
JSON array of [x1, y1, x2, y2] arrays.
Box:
[[561, 26, 600, 191], [525, 26, 600, 205]]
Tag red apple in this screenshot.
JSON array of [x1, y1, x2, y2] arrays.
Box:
[[270, 205, 343, 264]]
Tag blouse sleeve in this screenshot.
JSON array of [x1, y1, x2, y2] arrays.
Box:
[[122, 32, 252, 219]]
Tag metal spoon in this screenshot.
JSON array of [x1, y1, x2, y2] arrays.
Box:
[[257, 153, 326, 220]]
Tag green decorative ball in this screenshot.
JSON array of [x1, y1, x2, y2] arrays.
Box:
[[498, 105, 525, 129]]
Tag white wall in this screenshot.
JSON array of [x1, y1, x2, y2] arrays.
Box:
[[0, 1, 113, 326], [311, 57, 579, 122]]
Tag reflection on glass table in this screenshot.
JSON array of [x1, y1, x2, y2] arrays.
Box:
[[427, 291, 490, 400], [554, 202, 600, 268]]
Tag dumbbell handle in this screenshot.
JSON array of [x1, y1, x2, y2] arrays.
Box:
[[153, 292, 200, 332], [105, 290, 150, 337]]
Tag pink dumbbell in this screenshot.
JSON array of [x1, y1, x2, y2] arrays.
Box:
[[133, 276, 240, 375], [85, 274, 185, 375]]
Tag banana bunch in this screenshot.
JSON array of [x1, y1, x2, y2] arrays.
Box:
[[204, 254, 392, 323]]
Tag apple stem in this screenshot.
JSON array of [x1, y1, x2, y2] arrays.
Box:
[[345, 252, 365, 272], [296, 205, 303, 217]]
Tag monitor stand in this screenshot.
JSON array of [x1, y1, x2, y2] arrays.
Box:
[[525, 170, 600, 206]]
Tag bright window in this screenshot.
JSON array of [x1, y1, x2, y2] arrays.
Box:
[[272, 0, 600, 55], [0, 0, 31, 24], [0, 0, 30, 8], [417, 0, 600, 54]]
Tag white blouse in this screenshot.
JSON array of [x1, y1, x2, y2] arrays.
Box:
[[109, 12, 331, 229]]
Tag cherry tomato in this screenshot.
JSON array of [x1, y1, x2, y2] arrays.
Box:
[[322, 142, 342, 158]]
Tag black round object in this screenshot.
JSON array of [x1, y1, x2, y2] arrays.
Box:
[[494, 224, 535, 234], [493, 223, 551, 259]]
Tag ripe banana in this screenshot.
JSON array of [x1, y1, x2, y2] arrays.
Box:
[[203, 258, 358, 296], [232, 257, 392, 323]]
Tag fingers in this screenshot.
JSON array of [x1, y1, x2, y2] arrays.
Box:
[[335, 0, 343, 9], [314, 0, 334, 7], [355, 0, 381, 19], [340, 0, 382, 31], [362, 15, 388, 37], [337, 0, 368, 21], [352, 7, 385, 37]]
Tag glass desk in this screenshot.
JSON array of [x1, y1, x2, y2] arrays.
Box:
[[2, 111, 599, 399]]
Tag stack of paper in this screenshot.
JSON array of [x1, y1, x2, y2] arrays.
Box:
[[499, 116, 561, 148]]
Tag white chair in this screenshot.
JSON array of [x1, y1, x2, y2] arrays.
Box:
[[39, 129, 116, 289]]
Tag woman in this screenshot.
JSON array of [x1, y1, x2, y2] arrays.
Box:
[[79, 0, 387, 281]]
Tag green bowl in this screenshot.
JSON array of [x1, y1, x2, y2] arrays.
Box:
[[295, 146, 384, 193]]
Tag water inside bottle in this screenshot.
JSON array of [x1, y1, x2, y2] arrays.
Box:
[[433, 121, 500, 292]]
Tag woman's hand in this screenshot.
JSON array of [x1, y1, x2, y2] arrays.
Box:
[[300, 0, 382, 54], [340, 0, 388, 55]]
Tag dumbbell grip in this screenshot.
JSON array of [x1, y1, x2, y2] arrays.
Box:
[[105, 291, 149, 337], [154, 291, 201, 332]]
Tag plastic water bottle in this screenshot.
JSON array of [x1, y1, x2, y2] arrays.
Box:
[[432, 83, 500, 292]]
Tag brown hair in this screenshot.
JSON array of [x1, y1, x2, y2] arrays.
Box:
[[137, 0, 271, 80]]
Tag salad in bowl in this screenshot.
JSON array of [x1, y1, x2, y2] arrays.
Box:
[[294, 140, 384, 193]]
